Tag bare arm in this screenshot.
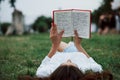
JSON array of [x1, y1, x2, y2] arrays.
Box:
[[47, 23, 64, 58], [76, 44, 90, 58], [74, 30, 90, 58]]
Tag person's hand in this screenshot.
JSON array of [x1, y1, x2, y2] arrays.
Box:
[[50, 23, 64, 49], [74, 30, 90, 58], [74, 30, 82, 47]]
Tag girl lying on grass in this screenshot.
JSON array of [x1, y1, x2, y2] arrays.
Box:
[[18, 23, 113, 80], [35, 23, 113, 80]]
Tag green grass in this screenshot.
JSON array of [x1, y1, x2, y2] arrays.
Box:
[[0, 33, 120, 80]]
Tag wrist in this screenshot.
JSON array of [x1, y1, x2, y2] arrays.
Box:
[[75, 44, 82, 51], [52, 44, 59, 49], [75, 43, 81, 47], [47, 44, 58, 58], [51, 45, 57, 52]]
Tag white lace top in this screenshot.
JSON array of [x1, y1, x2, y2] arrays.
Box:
[[36, 52, 103, 77]]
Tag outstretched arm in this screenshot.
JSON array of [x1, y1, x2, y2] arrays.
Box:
[[47, 23, 64, 58], [36, 23, 64, 77], [74, 30, 90, 58]]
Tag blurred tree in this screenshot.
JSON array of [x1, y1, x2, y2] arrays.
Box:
[[0, 0, 16, 8], [0, 0, 16, 29], [0, 0, 5, 33], [92, 0, 114, 25], [0, 0, 4, 3], [9, 0, 16, 9], [1, 22, 11, 34], [46, 17, 52, 29], [32, 16, 52, 33]]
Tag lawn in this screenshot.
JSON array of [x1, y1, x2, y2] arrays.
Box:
[[0, 33, 120, 80]]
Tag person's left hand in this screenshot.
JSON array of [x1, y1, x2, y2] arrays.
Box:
[[50, 23, 64, 49], [74, 30, 82, 47]]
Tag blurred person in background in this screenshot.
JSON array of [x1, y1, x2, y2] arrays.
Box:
[[98, 13, 110, 35]]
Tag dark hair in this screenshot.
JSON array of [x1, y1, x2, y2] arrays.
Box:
[[50, 65, 84, 80], [18, 75, 49, 80], [81, 70, 113, 80], [18, 66, 113, 80]]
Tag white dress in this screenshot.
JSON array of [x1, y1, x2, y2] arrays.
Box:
[[36, 42, 103, 77]]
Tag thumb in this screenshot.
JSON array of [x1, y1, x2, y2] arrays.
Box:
[[74, 30, 79, 37], [59, 30, 64, 37]]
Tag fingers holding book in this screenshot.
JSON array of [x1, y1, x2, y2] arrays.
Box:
[[74, 30, 82, 46], [50, 23, 64, 37], [50, 23, 64, 48]]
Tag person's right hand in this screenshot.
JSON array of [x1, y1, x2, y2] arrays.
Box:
[[50, 23, 64, 49], [48, 23, 64, 58]]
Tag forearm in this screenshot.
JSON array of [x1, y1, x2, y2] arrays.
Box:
[[76, 44, 90, 58], [47, 45, 58, 58]]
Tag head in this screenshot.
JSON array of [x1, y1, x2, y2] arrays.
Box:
[[18, 60, 113, 80], [49, 59, 113, 80], [50, 65, 84, 80], [18, 70, 113, 80]]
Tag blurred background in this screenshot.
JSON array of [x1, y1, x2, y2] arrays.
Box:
[[0, 0, 120, 80], [0, 0, 120, 35]]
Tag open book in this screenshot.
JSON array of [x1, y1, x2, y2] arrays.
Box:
[[53, 9, 91, 39]]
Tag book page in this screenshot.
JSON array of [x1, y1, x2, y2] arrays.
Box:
[[54, 11, 74, 37], [72, 11, 91, 38]]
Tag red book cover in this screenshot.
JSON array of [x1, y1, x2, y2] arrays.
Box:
[[53, 9, 91, 39]]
